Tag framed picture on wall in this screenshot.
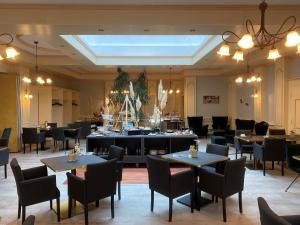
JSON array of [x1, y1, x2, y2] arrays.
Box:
[[203, 95, 219, 104]]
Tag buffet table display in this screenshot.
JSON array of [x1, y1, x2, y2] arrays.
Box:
[[86, 130, 198, 164]]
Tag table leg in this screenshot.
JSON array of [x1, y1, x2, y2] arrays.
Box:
[[41, 141, 45, 150], [71, 169, 76, 175], [66, 140, 69, 150], [177, 167, 212, 210]]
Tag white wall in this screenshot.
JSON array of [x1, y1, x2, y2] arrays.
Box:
[[235, 84, 254, 120], [288, 57, 300, 79], [196, 76, 228, 117], [262, 65, 275, 123]]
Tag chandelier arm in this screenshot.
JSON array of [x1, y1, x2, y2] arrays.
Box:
[[222, 31, 241, 44], [273, 16, 297, 36], [262, 32, 276, 46], [0, 33, 14, 45], [246, 19, 265, 47], [246, 19, 260, 38]]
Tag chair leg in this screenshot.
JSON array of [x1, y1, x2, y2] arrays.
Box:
[[282, 161, 284, 176], [239, 192, 243, 213], [84, 203, 88, 225], [111, 195, 115, 218], [222, 198, 227, 222], [29, 144, 31, 152], [118, 181, 121, 200], [199, 190, 201, 210], [272, 161, 274, 170], [150, 190, 154, 212], [18, 201, 21, 219], [263, 161, 266, 176], [95, 200, 99, 207], [50, 200, 53, 209], [68, 198, 72, 218], [190, 191, 194, 213], [36, 143, 39, 154], [169, 198, 173, 222], [22, 206, 26, 223], [23, 144, 26, 154], [285, 174, 300, 192], [57, 198, 60, 222], [4, 164, 7, 179], [215, 197, 218, 203]]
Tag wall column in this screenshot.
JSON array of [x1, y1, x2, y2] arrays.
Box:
[[227, 78, 237, 128], [0, 74, 20, 152], [253, 66, 267, 122], [274, 58, 288, 129], [184, 76, 197, 122]]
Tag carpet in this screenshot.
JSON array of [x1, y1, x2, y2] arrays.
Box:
[[63, 167, 189, 184]]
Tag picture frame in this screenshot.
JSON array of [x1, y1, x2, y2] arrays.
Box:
[[203, 95, 220, 104]]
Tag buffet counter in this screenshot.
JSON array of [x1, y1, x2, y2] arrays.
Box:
[[86, 131, 198, 164]]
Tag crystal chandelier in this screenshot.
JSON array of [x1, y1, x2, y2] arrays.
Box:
[[0, 33, 19, 60], [217, 0, 300, 62]]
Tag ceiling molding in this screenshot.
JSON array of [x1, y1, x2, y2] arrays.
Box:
[[0, 4, 299, 11]]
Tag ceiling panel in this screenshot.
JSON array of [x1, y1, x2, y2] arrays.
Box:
[[0, 0, 299, 5]]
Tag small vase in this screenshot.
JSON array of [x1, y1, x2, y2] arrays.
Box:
[[68, 153, 77, 162]]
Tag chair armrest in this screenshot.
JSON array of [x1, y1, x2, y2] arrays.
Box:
[[0, 147, 9, 165], [253, 143, 263, 160], [171, 170, 194, 188], [116, 161, 124, 181], [99, 155, 109, 160], [0, 138, 8, 147], [22, 165, 48, 180], [20, 175, 59, 204], [282, 215, 300, 225], [199, 169, 224, 196], [66, 172, 86, 202]]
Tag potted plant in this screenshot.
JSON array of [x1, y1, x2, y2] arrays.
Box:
[[68, 143, 81, 162]]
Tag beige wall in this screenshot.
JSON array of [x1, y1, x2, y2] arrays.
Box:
[[0, 74, 19, 152], [73, 79, 105, 118], [196, 76, 228, 117]]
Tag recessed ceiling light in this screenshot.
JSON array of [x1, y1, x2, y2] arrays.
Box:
[[98, 29, 104, 32]]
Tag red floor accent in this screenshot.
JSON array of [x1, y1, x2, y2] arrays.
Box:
[[64, 167, 189, 184]]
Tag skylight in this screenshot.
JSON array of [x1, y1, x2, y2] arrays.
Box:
[[61, 35, 224, 65]]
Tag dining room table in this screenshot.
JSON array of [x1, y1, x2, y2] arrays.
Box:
[[236, 134, 300, 143], [41, 153, 105, 174], [162, 150, 228, 210], [40, 154, 106, 219], [40, 127, 80, 149]]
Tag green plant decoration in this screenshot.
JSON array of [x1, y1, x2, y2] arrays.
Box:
[[108, 68, 150, 117], [133, 71, 150, 106], [108, 67, 130, 110]]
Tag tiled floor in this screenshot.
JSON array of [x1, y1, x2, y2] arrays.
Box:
[[1, 139, 300, 225]]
